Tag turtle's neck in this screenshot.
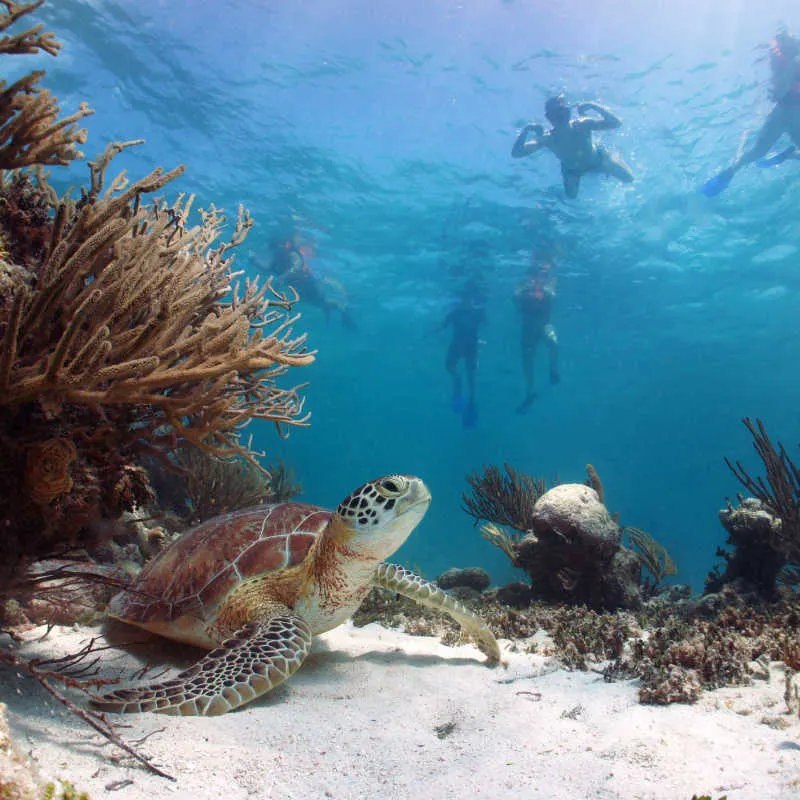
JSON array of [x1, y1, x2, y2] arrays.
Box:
[[297, 515, 376, 629]]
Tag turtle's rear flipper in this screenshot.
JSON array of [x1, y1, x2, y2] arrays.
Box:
[[373, 562, 502, 665], [92, 614, 312, 716]]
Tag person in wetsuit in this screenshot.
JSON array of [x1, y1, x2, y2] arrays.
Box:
[[268, 235, 355, 330], [511, 94, 634, 199], [435, 279, 487, 429], [702, 28, 800, 195], [514, 260, 560, 414]]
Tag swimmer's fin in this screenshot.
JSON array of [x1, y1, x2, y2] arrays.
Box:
[[700, 169, 734, 198], [462, 405, 478, 430], [756, 146, 798, 168], [515, 393, 536, 415]]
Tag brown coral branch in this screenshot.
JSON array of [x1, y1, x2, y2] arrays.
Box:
[[623, 526, 677, 588], [2, 144, 314, 461], [0, 3, 93, 170], [462, 463, 545, 532], [0, 2, 57, 55], [0, 642, 174, 779], [480, 522, 523, 564], [585, 463, 604, 505]]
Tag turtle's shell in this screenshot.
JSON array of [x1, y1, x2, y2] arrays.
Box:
[[111, 503, 331, 629]]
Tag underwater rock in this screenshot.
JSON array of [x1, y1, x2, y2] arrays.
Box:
[[514, 484, 639, 610], [437, 566, 491, 592], [495, 581, 534, 608], [706, 498, 786, 598], [533, 484, 620, 554], [720, 497, 782, 540], [0, 702, 39, 800], [445, 586, 483, 603], [654, 583, 692, 603]]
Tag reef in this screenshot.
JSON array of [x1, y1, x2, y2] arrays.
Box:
[[356, 575, 800, 708], [0, 1, 314, 597], [467, 463, 676, 610], [707, 417, 800, 598]]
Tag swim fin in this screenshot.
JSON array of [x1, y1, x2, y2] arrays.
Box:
[[700, 170, 733, 198], [462, 404, 478, 430], [757, 146, 798, 168]]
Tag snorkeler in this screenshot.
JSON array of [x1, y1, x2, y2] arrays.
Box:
[[514, 260, 559, 414], [267, 235, 356, 330], [434, 280, 487, 430], [702, 27, 800, 197], [511, 94, 634, 199]]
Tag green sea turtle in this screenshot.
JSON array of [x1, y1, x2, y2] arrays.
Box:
[[94, 474, 501, 716]]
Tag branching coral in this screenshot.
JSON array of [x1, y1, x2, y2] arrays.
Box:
[[0, 1, 93, 170], [176, 448, 272, 524], [462, 463, 545, 532], [623, 526, 677, 590], [0, 3, 313, 586], [264, 458, 303, 504], [480, 522, 523, 563]]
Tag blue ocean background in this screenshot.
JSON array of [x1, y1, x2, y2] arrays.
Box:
[[22, 0, 800, 591]]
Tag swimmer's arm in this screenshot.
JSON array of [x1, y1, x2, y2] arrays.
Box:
[[576, 102, 622, 131], [511, 123, 547, 158]]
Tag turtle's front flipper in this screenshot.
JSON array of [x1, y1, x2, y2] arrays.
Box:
[[93, 613, 312, 716], [373, 563, 502, 665]]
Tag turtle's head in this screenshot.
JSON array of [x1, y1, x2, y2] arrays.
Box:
[[334, 475, 431, 560]]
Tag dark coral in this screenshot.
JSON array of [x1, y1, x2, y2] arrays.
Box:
[[708, 418, 800, 598], [706, 498, 787, 597], [725, 417, 800, 561]]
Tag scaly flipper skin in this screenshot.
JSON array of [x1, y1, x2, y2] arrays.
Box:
[[93, 612, 312, 716], [373, 563, 502, 664]]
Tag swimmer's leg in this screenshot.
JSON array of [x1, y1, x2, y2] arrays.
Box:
[[562, 169, 581, 199], [599, 150, 634, 184], [706, 106, 787, 192], [462, 346, 478, 429], [446, 343, 464, 413], [516, 333, 539, 414], [544, 324, 560, 384]]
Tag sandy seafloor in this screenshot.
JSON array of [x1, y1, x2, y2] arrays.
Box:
[[2, 620, 800, 799]]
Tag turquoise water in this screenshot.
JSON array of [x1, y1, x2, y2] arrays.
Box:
[[28, 0, 800, 591]]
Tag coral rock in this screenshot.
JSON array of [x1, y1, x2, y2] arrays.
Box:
[[706, 497, 786, 597], [495, 581, 534, 608], [719, 497, 782, 540], [437, 566, 491, 592], [533, 483, 620, 555], [514, 484, 638, 610]]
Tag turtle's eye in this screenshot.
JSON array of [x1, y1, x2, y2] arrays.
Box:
[[378, 476, 407, 497]]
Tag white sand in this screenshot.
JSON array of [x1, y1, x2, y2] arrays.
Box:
[[2, 621, 800, 799]]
